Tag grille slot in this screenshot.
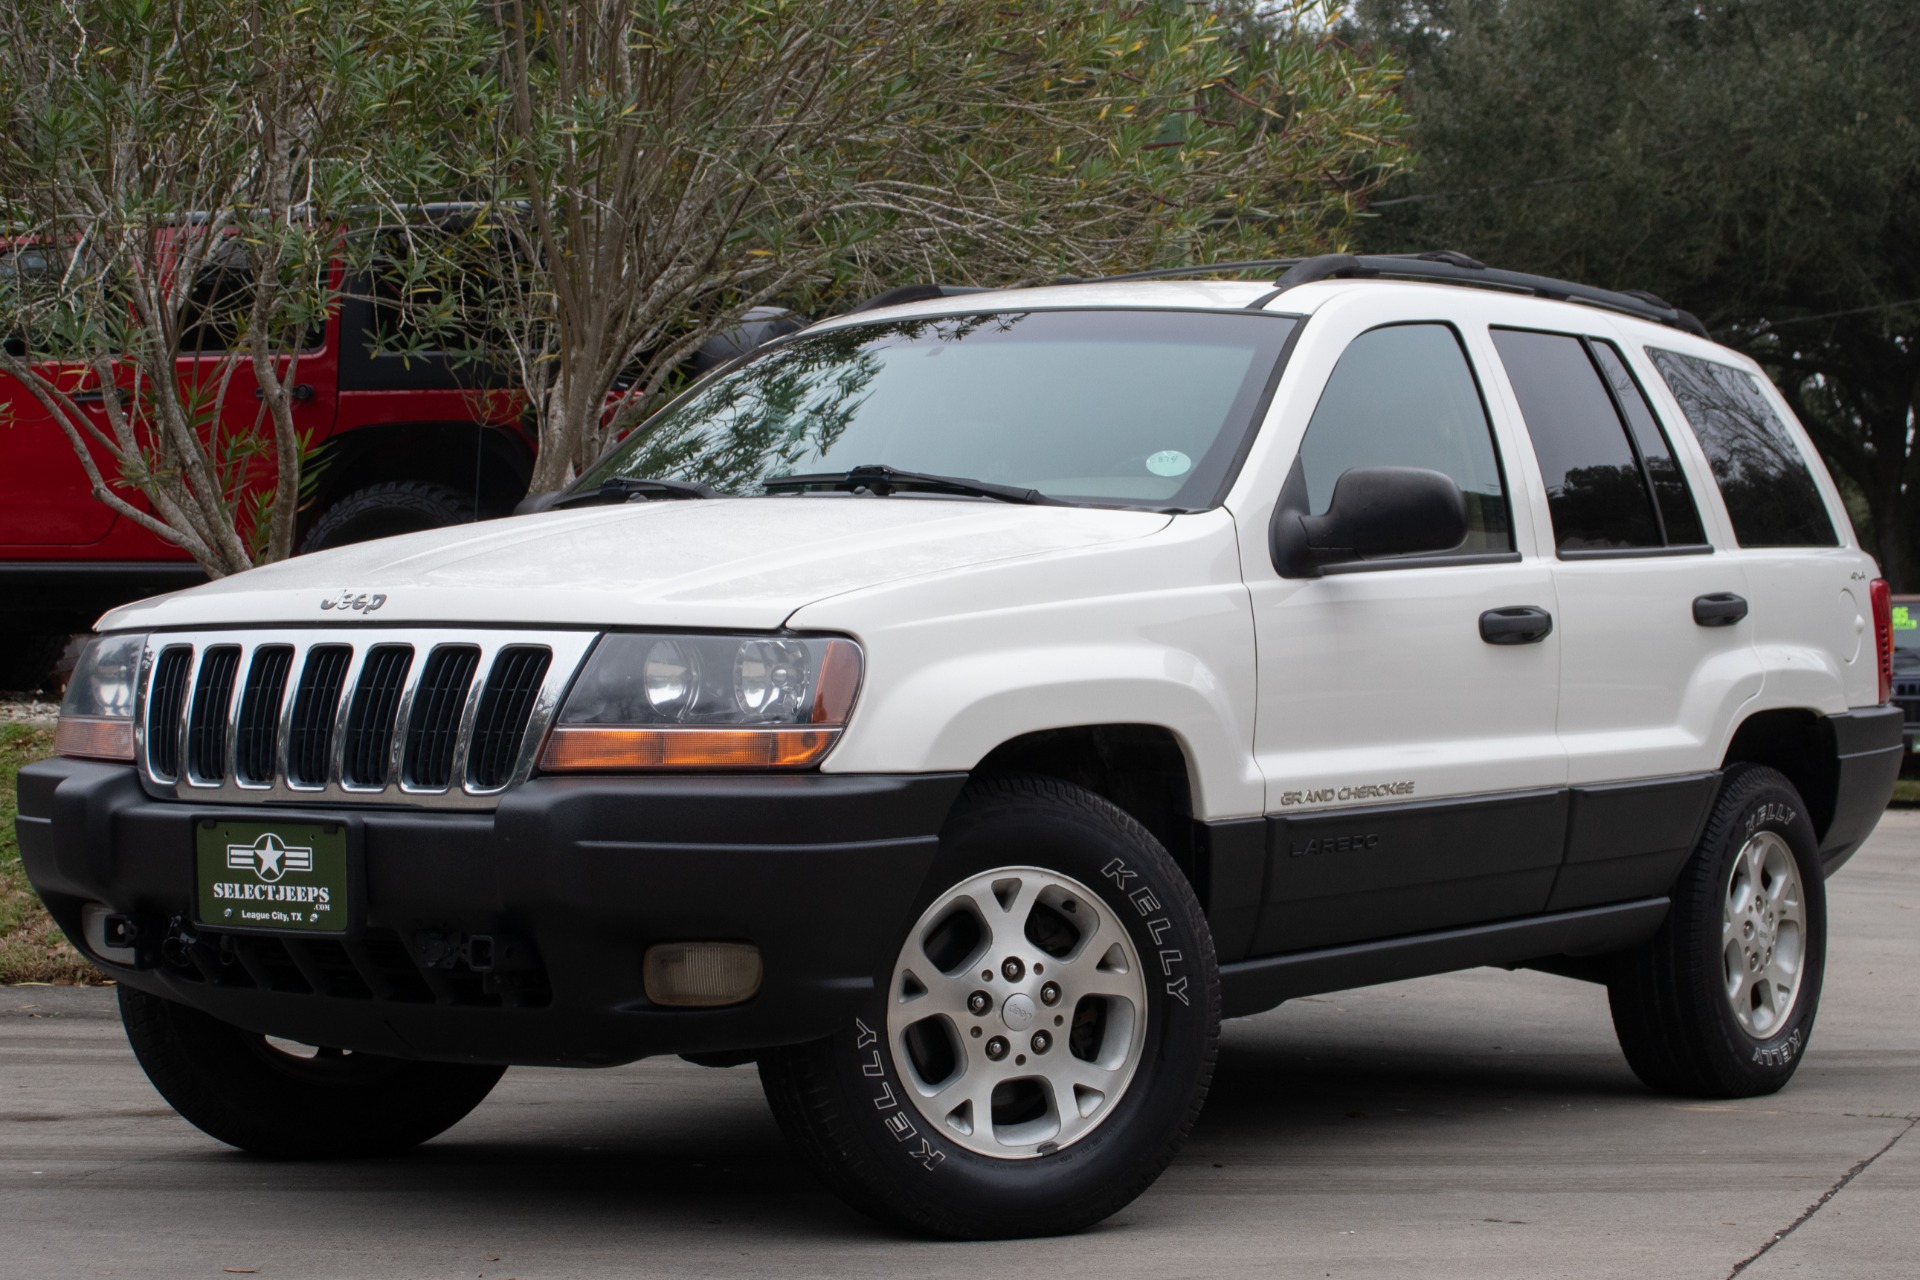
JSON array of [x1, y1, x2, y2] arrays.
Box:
[[342, 645, 414, 788], [288, 646, 353, 787], [468, 646, 553, 790], [135, 628, 588, 807], [403, 645, 481, 789], [146, 646, 193, 781], [186, 647, 242, 781], [233, 646, 294, 785]]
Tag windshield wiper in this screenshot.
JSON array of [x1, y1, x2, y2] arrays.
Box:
[[551, 476, 720, 510], [761, 464, 1059, 506]]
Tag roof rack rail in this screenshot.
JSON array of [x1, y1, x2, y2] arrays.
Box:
[[847, 254, 1710, 339], [1249, 251, 1710, 338], [847, 283, 989, 314]]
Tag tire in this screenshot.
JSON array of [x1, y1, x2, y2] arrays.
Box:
[[758, 773, 1219, 1239], [300, 480, 472, 553], [0, 631, 69, 695], [1607, 764, 1827, 1098], [119, 986, 505, 1158]]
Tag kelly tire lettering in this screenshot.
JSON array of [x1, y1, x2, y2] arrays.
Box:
[[757, 772, 1220, 1240], [1607, 764, 1828, 1100]]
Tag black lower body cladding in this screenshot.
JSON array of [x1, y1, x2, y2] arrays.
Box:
[[15, 758, 968, 1066]]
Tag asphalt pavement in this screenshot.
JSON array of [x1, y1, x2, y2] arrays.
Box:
[[4, 811, 1917, 1279]]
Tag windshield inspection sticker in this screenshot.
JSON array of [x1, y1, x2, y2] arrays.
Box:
[[1145, 450, 1191, 477]]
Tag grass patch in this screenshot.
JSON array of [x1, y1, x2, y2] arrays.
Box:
[[1, 723, 103, 984], [1894, 778, 1920, 807]]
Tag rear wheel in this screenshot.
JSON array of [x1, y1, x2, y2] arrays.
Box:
[[1607, 765, 1826, 1097], [758, 774, 1218, 1238], [300, 480, 471, 553], [119, 986, 504, 1157]]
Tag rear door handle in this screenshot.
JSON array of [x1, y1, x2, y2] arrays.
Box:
[[1480, 606, 1554, 645], [1692, 593, 1749, 627], [254, 384, 315, 401]]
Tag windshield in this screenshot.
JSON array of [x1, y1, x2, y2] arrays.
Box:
[[583, 309, 1297, 510]]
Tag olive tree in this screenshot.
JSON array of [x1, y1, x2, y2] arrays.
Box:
[[0, 0, 494, 574], [467, 0, 1412, 494]]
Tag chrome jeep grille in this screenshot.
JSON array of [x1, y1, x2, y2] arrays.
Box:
[[136, 628, 597, 809]]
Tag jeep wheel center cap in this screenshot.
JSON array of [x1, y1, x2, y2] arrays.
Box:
[[1002, 992, 1037, 1031]]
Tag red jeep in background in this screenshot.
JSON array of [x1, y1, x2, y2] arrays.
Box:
[[0, 268, 540, 691]]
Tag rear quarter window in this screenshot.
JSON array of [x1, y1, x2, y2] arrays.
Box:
[[1645, 348, 1838, 548]]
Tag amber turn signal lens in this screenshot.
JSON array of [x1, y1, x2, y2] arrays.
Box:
[[54, 716, 135, 763], [539, 725, 840, 772]]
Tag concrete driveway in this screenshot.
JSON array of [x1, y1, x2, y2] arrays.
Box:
[[5, 811, 1916, 1279]]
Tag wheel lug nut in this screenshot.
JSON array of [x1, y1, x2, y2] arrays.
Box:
[[1040, 982, 1061, 1006], [968, 991, 991, 1016], [985, 1036, 1009, 1061], [1031, 1031, 1052, 1054], [1002, 957, 1025, 982]]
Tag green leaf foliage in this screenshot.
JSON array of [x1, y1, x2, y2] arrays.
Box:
[[1355, 0, 1920, 584]]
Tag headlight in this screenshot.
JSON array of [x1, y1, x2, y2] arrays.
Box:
[[541, 632, 862, 771], [54, 633, 145, 762]]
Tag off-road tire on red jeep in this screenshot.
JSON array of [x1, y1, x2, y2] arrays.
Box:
[[300, 480, 472, 553], [1607, 765, 1827, 1098], [758, 773, 1219, 1239], [119, 986, 505, 1158]]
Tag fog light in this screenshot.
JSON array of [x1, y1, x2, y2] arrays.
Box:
[[643, 942, 763, 1008]]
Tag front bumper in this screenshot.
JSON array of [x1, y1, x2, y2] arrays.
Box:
[[16, 759, 965, 1067]]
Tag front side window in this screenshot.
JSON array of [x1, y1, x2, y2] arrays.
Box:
[[1646, 348, 1838, 548], [586, 310, 1298, 510], [1294, 322, 1513, 552]]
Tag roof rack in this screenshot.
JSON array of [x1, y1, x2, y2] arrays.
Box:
[[1068, 250, 1710, 338], [846, 283, 988, 314], [847, 253, 1711, 339]]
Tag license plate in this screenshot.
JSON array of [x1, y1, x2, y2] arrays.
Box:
[[196, 819, 348, 933]]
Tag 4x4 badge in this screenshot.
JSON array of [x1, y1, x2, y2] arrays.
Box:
[[226, 832, 314, 884]]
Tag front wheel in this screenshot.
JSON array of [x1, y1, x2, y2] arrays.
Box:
[[758, 774, 1219, 1239], [1607, 764, 1827, 1097], [119, 986, 505, 1157]]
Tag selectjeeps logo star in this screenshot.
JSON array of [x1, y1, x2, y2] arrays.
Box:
[[226, 832, 314, 884]]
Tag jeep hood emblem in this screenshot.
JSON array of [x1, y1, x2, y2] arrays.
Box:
[[320, 590, 387, 614]]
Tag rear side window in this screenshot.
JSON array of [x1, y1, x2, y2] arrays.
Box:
[[1646, 348, 1838, 547], [1296, 323, 1513, 553], [1492, 329, 1660, 552], [1588, 342, 1706, 545], [1491, 329, 1710, 555]]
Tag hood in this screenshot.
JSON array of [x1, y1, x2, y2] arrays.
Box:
[[100, 497, 1172, 632]]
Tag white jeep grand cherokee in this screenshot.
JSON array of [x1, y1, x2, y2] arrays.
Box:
[[20, 252, 1905, 1239]]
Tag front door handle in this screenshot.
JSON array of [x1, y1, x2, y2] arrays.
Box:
[[1692, 592, 1749, 627], [1480, 606, 1554, 645], [254, 384, 316, 402]]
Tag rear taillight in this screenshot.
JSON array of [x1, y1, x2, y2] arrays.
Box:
[[1870, 578, 1893, 704]]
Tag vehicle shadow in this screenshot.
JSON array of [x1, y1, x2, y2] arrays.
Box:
[[164, 1006, 1657, 1245]]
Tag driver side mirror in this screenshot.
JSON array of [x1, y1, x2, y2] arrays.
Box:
[[1270, 460, 1469, 578]]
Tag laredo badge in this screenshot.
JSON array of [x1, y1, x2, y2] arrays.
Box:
[[196, 820, 348, 933]]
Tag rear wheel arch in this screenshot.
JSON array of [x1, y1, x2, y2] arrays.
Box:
[[1720, 709, 1838, 842], [303, 421, 535, 537]]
